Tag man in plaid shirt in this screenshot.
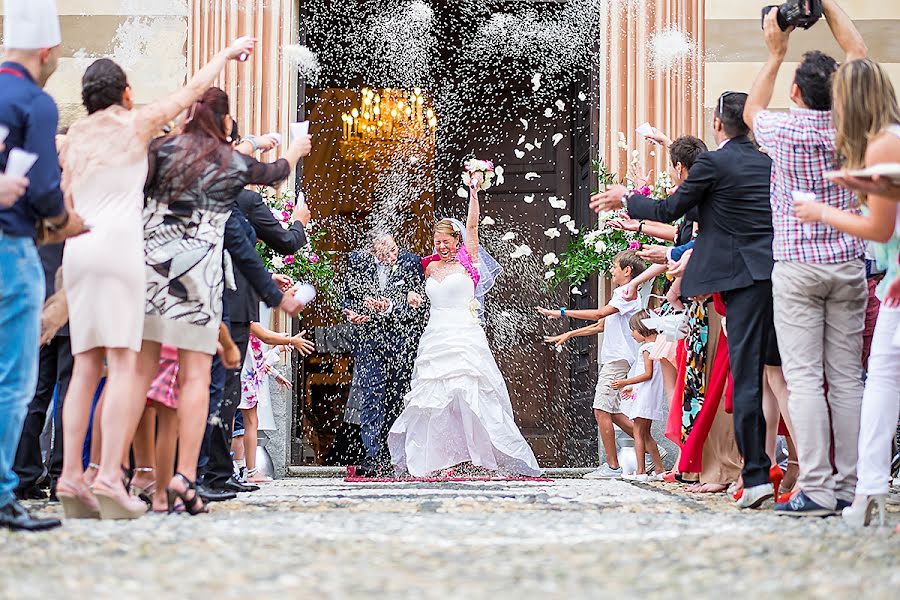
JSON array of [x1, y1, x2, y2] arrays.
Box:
[[744, 0, 868, 518]]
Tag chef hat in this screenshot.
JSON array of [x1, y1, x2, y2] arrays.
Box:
[[2, 0, 62, 50]]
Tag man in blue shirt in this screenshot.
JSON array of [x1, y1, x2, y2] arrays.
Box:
[[0, 0, 86, 532]]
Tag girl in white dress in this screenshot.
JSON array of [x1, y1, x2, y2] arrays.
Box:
[[387, 181, 541, 478], [612, 310, 666, 479]]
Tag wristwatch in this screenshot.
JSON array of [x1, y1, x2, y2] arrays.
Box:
[[621, 191, 629, 212], [638, 220, 645, 234], [560, 307, 567, 317]]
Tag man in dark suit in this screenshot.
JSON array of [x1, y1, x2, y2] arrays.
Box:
[[590, 92, 776, 509], [200, 188, 311, 495], [343, 232, 425, 474]]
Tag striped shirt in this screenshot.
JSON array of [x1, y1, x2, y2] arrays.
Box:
[[754, 108, 866, 264]]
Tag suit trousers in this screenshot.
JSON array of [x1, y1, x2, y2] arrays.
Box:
[[720, 280, 774, 488], [12, 335, 72, 490], [773, 260, 867, 509], [201, 322, 251, 488]]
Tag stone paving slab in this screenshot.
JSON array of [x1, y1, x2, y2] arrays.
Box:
[[1, 478, 897, 600]]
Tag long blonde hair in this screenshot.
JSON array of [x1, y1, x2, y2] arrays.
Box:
[[833, 58, 900, 169]]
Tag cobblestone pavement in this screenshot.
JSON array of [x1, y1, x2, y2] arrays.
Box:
[[2, 477, 898, 599]]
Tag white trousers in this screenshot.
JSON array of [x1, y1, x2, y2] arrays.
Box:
[[856, 306, 900, 496]]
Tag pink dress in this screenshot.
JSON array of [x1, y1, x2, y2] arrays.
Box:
[[147, 344, 179, 409]]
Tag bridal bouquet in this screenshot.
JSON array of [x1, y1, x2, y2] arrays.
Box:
[[462, 158, 505, 191]]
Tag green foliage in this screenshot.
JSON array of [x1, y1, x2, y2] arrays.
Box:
[[255, 189, 340, 312]]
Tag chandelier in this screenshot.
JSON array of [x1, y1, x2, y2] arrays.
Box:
[[339, 87, 437, 163]]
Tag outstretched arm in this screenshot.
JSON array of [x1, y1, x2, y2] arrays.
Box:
[[544, 320, 605, 348], [135, 38, 256, 140], [466, 186, 480, 261], [744, 9, 790, 128], [823, 0, 868, 61], [536, 304, 619, 322]]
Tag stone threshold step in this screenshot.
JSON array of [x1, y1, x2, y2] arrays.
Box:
[[285, 466, 594, 479]]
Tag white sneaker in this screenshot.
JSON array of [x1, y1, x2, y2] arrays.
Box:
[[583, 463, 623, 479], [735, 483, 774, 509], [623, 473, 649, 481]]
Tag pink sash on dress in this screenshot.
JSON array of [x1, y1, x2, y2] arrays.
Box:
[[421, 245, 480, 287]]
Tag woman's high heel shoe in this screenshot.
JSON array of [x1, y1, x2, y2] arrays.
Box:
[[842, 494, 888, 528], [128, 467, 156, 506], [166, 473, 209, 516], [56, 485, 101, 519], [769, 464, 784, 497], [91, 482, 148, 520]]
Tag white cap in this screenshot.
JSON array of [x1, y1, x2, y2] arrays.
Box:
[[3, 0, 62, 50]]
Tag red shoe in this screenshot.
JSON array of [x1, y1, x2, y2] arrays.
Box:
[[662, 471, 678, 483], [733, 489, 743, 501], [769, 464, 784, 496]]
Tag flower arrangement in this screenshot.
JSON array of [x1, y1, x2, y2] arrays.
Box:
[[461, 158, 505, 191], [547, 149, 673, 289], [255, 189, 339, 311]]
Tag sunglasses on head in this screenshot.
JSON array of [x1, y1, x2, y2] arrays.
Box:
[[718, 91, 741, 117]]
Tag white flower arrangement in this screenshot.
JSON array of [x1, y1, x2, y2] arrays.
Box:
[[462, 159, 504, 191]]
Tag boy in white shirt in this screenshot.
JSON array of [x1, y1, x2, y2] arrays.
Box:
[[538, 251, 647, 478]]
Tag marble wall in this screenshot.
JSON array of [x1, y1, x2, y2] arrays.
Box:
[[704, 0, 900, 143]]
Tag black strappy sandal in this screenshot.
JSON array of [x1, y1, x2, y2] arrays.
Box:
[[166, 473, 209, 515]]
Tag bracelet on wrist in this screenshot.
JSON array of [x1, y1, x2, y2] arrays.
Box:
[[244, 135, 260, 152], [638, 220, 644, 234], [560, 307, 567, 317]]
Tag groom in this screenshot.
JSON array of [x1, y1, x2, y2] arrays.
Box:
[[343, 231, 425, 474]]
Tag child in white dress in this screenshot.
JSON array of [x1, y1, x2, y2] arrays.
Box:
[[612, 310, 666, 479]]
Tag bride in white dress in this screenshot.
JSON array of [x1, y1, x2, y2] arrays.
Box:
[[387, 182, 542, 477]]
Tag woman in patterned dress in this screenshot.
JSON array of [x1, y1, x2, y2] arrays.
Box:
[[134, 87, 311, 514], [54, 39, 257, 520]]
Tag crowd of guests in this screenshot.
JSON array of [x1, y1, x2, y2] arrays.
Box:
[[0, 1, 315, 530], [1, 0, 897, 534], [583, 0, 898, 526]]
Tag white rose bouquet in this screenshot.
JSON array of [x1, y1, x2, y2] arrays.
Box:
[[462, 158, 505, 191]]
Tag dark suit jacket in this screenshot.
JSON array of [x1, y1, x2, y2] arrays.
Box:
[[626, 136, 774, 297], [227, 190, 308, 323], [223, 207, 283, 311], [342, 249, 425, 341]]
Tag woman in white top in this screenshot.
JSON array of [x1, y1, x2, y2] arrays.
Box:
[[795, 58, 900, 528]]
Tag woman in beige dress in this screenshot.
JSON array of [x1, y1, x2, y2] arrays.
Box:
[[55, 38, 257, 520]]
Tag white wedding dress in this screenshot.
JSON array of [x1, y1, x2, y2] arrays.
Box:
[[387, 269, 542, 477]]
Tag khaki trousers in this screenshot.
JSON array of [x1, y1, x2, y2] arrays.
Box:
[[772, 260, 867, 509]]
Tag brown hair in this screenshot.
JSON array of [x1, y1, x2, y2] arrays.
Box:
[[629, 310, 655, 338], [434, 218, 462, 243], [153, 87, 233, 199], [82, 58, 129, 115], [613, 250, 647, 279], [833, 58, 900, 170]]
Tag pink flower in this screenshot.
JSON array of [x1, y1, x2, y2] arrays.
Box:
[[628, 241, 641, 251], [284, 255, 295, 265], [637, 185, 652, 197], [285, 201, 295, 211], [309, 253, 319, 264], [281, 211, 291, 222]]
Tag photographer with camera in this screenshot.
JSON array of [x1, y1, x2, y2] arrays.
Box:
[[743, 0, 869, 518]]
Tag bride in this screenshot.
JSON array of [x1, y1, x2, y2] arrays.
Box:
[[387, 178, 542, 478]]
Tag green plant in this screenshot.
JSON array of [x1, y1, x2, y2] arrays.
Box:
[[255, 189, 340, 312]]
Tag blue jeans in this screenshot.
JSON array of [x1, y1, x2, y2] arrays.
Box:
[[0, 235, 44, 507]]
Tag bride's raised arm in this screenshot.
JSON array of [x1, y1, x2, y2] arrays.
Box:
[[466, 186, 480, 261]]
